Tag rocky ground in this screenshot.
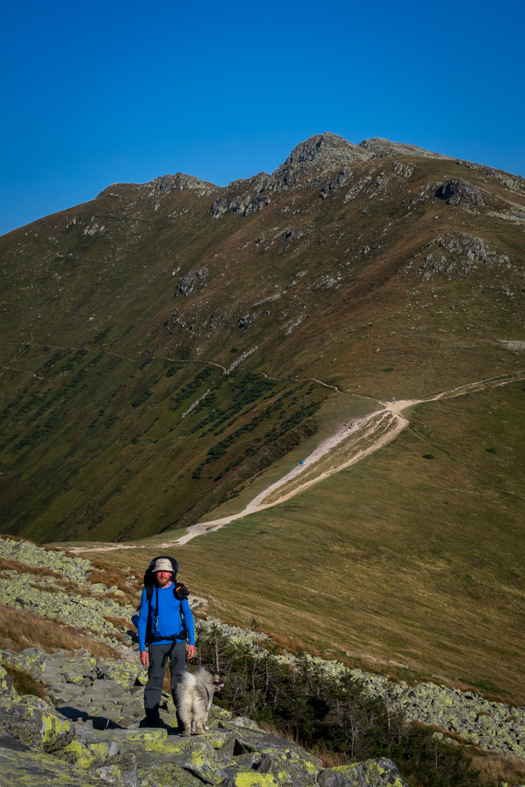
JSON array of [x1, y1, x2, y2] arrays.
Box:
[[0, 651, 406, 787], [1, 535, 525, 775]]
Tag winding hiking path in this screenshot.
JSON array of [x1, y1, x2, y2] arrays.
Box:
[[68, 369, 525, 554]]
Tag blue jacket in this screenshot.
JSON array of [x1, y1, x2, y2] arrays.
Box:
[[138, 583, 195, 651]]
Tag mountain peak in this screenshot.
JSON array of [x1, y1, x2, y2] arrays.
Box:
[[282, 132, 369, 167]]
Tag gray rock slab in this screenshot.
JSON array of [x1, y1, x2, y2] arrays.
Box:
[[318, 758, 408, 787], [0, 744, 103, 786], [83, 678, 125, 698]]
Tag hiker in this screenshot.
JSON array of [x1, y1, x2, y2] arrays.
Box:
[[137, 557, 195, 728]]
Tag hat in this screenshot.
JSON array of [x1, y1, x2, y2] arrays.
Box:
[[152, 558, 174, 573]]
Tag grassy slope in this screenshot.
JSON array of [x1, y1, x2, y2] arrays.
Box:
[[1, 154, 524, 542], [91, 379, 525, 695]]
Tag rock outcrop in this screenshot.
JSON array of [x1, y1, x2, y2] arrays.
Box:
[[404, 232, 511, 281], [0, 646, 408, 787], [436, 178, 485, 206]]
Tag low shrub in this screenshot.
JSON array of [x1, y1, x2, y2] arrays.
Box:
[[196, 626, 481, 786]]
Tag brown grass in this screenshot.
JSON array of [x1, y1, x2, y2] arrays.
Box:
[[472, 752, 525, 786], [418, 676, 481, 693], [29, 583, 62, 594], [88, 556, 137, 590], [0, 604, 120, 659], [483, 692, 525, 708], [411, 721, 482, 751], [88, 564, 138, 606], [4, 665, 46, 699], [103, 615, 133, 630], [0, 557, 61, 578]]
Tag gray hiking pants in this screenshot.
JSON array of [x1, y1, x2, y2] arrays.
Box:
[[144, 641, 187, 722]]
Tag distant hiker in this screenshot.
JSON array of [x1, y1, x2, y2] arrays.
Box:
[[299, 460, 304, 465], [137, 556, 195, 729]]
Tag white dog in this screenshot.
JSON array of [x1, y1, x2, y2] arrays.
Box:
[[176, 665, 223, 736]]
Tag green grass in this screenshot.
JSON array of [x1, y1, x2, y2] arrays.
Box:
[[90, 381, 525, 696]]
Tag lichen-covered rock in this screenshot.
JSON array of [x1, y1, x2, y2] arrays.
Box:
[[179, 745, 226, 783], [84, 678, 126, 699], [61, 656, 97, 683], [222, 773, 280, 787], [137, 761, 201, 787], [232, 728, 319, 760], [0, 741, 103, 786], [0, 570, 135, 645], [0, 699, 75, 752], [206, 730, 236, 752], [229, 716, 260, 730], [97, 659, 141, 690], [54, 737, 97, 768], [0, 664, 18, 699], [318, 758, 408, 787], [256, 751, 320, 786], [0, 537, 92, 583], [94, 763, 125, 784], [0, 647, 47, 679]]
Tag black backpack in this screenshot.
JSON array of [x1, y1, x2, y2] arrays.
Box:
[[131, 555, 190, 644]]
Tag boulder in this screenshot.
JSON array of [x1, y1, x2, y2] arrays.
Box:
[[436, 178, 485, 206], [231, 727, 321, 770], [317, 758, 408, 787], [257, 751, 319, 786], [0, 647, 46, 679], [137, 761, 201, 787], [60, 656, 97, 683], [97, 659, 141, 690], [0, 699, 75, 752], [83, 678, 126, 698], [54, 737, 97, 769], [0, 742, 103, 786], [222, 774, 280, 787]]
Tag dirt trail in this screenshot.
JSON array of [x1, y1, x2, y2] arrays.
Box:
[[69, 369, 525, 555]]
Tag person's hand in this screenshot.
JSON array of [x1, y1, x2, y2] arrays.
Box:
[[187, 645, 195, 660], [140, 651, 149, 667]]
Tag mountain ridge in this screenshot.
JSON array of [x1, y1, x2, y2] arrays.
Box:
[[1, 130, 524, 699], [1, 131, 524, 543]]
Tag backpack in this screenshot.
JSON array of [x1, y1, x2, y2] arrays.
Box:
[[131, 555, 190, 644]]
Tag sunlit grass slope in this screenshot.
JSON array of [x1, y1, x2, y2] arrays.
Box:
[[86, 380, 525, 695]]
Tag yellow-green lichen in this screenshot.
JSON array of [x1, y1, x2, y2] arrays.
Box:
[[55, 738, 96, 769], [0, 746, 102, 786], [124, 728, 167, 746], [226, 772, 280, 787]]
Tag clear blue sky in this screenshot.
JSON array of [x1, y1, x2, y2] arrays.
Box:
[[1, 0, 524, 236]]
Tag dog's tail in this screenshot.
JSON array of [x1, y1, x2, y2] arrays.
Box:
[[176, 671, 197, 733]]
